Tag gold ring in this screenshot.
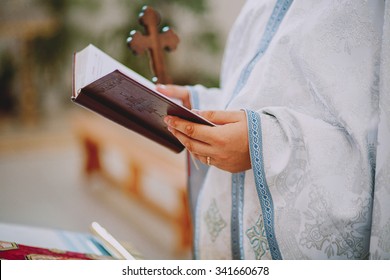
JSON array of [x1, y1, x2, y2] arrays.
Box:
[[206, 156, 211, 166]]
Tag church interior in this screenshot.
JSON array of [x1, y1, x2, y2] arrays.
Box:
[[0, 0, 245, 259]]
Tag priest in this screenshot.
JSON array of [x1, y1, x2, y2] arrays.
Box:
[[158, 0, 390, 260]]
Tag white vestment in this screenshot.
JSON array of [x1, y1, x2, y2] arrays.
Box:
[[187, 0, 390, 259]]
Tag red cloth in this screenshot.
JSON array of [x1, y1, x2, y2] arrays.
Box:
[[0, 240, 112, 260]]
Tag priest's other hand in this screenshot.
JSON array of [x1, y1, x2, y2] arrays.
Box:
[[156, 84, 192, 109], [164, 110, 251, 173]]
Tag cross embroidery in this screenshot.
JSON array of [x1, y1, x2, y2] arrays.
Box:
[[246, 214, 269, 259], [204, 199, 227, 242]]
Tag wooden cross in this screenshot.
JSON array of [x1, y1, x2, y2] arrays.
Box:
[[127, 6, 179, 84]]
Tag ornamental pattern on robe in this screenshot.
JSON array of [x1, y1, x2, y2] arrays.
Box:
[[204, 199, 227, 242], [188, 0, 390, 260], [245, 214, 269, 260]]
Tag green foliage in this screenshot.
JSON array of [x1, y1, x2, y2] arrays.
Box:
[[30, 0, 220, 89], [195, 31, 221, 54], [31, 0, 100, 73]]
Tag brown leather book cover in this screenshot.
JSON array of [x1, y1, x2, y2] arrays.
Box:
[[72, 70, 213, 153]]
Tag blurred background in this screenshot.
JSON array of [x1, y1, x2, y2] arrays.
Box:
[[0, 0, 245, 259]]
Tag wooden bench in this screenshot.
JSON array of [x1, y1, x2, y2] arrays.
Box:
[[71, 111, 192, 254]]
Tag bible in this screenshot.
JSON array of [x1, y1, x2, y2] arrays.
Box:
[[72, 44, 213, 153]]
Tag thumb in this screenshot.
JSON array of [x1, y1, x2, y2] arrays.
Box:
[[198, 110, 245, 125]]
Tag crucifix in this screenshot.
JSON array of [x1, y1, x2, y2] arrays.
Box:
[[127, 6, 179, 84]]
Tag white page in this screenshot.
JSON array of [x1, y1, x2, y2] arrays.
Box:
[[74, 44, 156, 95]]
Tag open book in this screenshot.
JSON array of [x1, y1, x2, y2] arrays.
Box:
[[72, 44, 213, 153], [0, 222, 138, 260]]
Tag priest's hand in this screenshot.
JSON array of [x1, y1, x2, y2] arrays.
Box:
[[164, 110, 251, 173], [156, 84, 192, 109]]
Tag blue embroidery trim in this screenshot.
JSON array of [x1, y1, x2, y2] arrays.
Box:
[[225, 0, 294, 108], [231, 172, 245, 259], [246, 109, 282, 260], [193, 184, 203, 259], [187, 84, 202, 259]]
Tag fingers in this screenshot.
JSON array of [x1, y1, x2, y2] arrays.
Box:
[[156, 84, 185, 98], [197, 110, 246, 125], [164, 116, 215, 144], [164, 110, 247, 144], [164, 110, 250, 173], [168, 127, 214, 156], [156, 84, 191, 109]]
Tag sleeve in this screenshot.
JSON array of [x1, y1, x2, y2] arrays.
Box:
[[242, 2, 390, 260], [186, 85, 222, 110], [245, 107, 373, 259], [369, 0, 390, 260]]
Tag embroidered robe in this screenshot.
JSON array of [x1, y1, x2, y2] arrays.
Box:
[[187, 0, 390, 259]]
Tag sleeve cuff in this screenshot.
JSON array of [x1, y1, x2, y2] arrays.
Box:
[[186, 85, 200, 110]]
